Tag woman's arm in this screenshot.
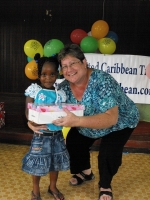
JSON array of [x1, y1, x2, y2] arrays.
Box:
[[52, 105, 118, 129]]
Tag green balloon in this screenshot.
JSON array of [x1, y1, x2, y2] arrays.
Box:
[[80, 36, 98, 53], [44, 39, 64, 57]]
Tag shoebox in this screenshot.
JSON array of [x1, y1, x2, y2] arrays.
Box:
[[0, 111, 5, 128], [28, 103, 85, 124]]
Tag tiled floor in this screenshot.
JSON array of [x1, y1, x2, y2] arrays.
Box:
[[0, 143, 150, 200]]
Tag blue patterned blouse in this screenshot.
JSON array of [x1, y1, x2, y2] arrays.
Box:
[[58, 69, 140, 138]]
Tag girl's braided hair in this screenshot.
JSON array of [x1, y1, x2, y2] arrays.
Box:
[[34, 53, 59, 78]]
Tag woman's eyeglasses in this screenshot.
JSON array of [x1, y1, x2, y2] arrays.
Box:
[[61, 61, 81, 72]]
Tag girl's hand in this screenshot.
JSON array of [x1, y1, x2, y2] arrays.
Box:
[[52, 108, 80, 127], [27, 121, 48, 134]]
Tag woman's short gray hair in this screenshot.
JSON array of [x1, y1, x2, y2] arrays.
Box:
[[58, 44, 86, 66]]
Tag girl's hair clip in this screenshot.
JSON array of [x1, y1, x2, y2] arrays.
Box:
[[35, 60, 38, 63], [52, 54, 56, 57]]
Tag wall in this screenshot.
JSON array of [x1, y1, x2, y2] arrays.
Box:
[[0, 0, 150, 93], [0, 92, 150, 151]]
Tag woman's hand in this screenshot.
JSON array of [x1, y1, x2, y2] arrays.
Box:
[[53, 106, 118, 129], [27, 121, 48, 134], [52, 108, 80, 127]]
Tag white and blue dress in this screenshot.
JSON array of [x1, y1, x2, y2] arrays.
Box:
[[22, 83, 70, 176]]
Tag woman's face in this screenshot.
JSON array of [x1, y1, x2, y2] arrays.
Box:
[[61, 55, 87, 84]]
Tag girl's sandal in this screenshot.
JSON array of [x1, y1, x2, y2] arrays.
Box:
[[48, 187, 64, 200], [31, 191, 42, 200]]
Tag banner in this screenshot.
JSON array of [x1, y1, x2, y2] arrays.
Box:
[[85, 53, 150, 104]]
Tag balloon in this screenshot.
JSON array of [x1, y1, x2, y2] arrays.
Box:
[[98, 38, 116, 54], [91, 20, 109, 40], [146, 63, 150, 79], [80, 36, 98, 53], [24, 39, 43, 58], [62, 127, 71, 139], [70, 29, 87, 44], [44, 39, 64, 57], [106, 31, 118, 43], [25, 60, 38, 80], [27, 56, 33, 62]]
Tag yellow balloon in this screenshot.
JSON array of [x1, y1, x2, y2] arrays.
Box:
[[25, 60, 38, 80], [91, 20, 109, 40], [62, 127, 71, 139], [24, 39, 43, 58], [98, 38, 116, 54]]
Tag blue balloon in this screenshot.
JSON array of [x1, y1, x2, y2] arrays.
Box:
[[106, 31, 118, 43], [27, 56, 33, 62]]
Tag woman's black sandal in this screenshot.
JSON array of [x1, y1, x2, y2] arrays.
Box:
[[80, 171, 95, 181], [48, 187, 64, 200], [99, 191, 113, 200], [69, 171, 95, 186]]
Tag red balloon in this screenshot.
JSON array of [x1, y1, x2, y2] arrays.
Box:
[[70, 29, 87, 44]]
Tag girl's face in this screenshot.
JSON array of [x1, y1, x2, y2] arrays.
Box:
[[39, 62, 58, 89]]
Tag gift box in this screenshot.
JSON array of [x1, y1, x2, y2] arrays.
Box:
[[28, 103, 85, 124], [0, 111, 5, 128]]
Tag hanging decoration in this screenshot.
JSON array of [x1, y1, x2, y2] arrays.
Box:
[[69, 0, 118, 54]]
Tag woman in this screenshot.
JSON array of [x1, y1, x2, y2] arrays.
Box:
[[52, 44, 139, 200]]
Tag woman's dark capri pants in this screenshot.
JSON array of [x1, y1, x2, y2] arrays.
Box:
[[66, 127, 134, 188]]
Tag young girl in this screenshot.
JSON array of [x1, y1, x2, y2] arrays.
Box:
[[22, 54, 69, 200]]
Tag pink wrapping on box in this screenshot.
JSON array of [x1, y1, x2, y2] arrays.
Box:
[[28, 103, 84, 124], [28, 103, 85, 112]]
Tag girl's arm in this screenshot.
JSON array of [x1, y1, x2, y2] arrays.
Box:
[[25, 96, 34, 119], [25, 96, 47, 133], [28, 121, 47, 134]]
